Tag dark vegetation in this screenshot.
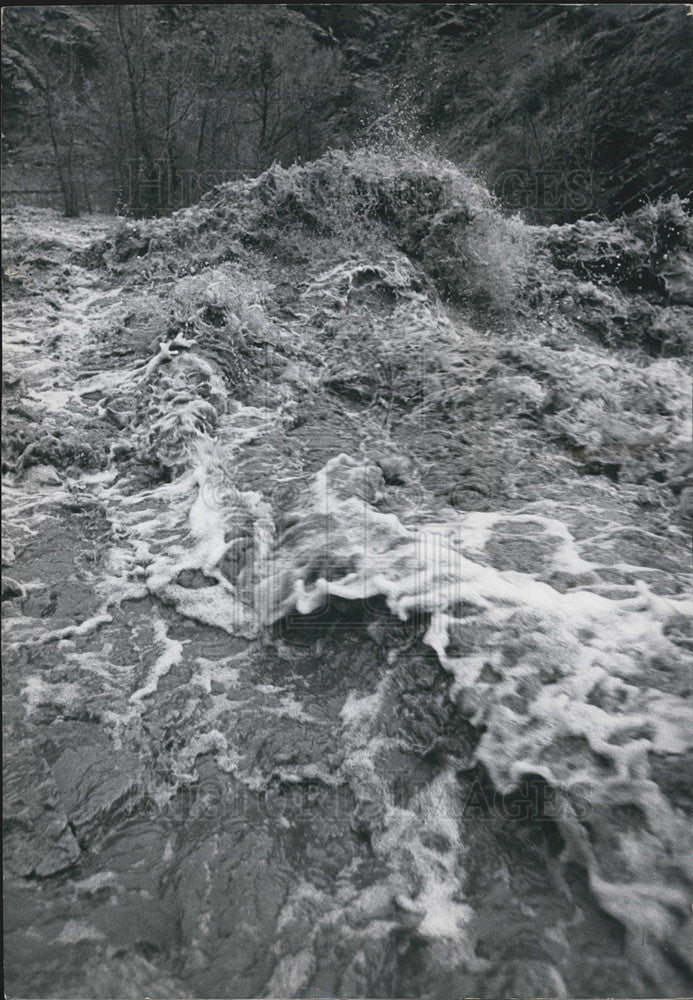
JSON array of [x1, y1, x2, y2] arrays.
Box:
[[2, 6, 348, 215], [385, 4, 692, 221], [3, 4, 691, 221]]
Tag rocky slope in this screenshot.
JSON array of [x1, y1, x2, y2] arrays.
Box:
[[295, 4, 693, 220], [2, 148, 692, 998]]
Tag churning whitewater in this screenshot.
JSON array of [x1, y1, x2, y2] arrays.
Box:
[[3, 150, 692, 998]]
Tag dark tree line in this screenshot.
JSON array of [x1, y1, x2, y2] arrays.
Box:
[[3, 5, 350, 216], [4, 5, 689, 223]]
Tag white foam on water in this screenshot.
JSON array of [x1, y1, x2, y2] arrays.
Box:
[[378, 769, 474, 944], [22, 676, 83, 716], [56, 921, 106, 945], [39, 609, 114, 645], [130, 618, 184, 703], [340, 687, 386, 727], [73, 335, 283, 640], [193, 655, 243, 694], [256, 453, 693, 958]]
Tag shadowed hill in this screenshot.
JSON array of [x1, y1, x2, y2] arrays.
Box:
[[296, 4, 692, 221], [3, 5, 691, 221]]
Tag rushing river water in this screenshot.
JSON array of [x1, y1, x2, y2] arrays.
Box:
[[3, 182, 692, 999]]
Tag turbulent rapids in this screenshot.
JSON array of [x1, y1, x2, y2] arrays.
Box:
[[3, 149, 692, 998]]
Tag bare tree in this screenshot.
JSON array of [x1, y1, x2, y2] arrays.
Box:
[[3, 5, 349, 215], [5, 36, 82, 216]]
